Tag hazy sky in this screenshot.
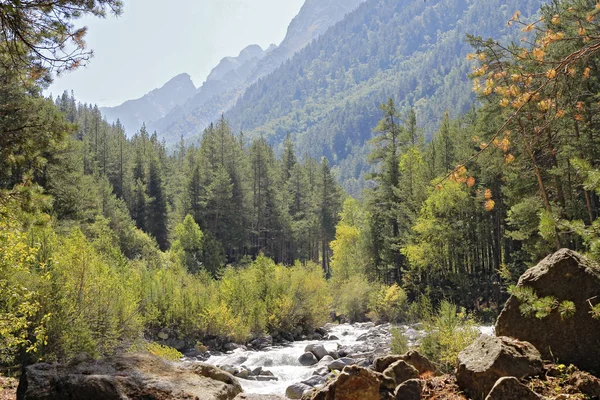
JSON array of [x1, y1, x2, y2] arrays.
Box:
[[46, 0, 305, 107]]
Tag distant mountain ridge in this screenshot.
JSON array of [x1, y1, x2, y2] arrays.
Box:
[[101, 0, 366, 138], [151, 0, 367, 141], [100, 73, 195, 135]]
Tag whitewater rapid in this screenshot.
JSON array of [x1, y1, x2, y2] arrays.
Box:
[[204, 323, 494, 396]]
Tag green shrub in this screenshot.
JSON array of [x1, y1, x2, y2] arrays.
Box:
[[390, 327, 409, 355], [419, 300, 479, 373], [367, 283, 408, 323], [406, 294, 434, 323], [146, 342, 182, 361], [330, 274, 371, 322]]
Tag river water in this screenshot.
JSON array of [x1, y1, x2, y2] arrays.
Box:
[[205, 323, 494, 397]]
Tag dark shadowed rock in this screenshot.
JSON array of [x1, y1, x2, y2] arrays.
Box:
[[456, 335, 542, 399], [299, 352, 319, 366], [383, 360, 419, 386], [16, 353, 242, 400], [496, 249, 600, 372], [394, 378, 422, 400], [570, 371, 600, 398], [306, 365, 381, 400], [484, 376, 542, 400]]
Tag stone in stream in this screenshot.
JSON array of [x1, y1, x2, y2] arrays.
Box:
[[16, 353, 242, 400], [495, 249, 600, 372], [328, 357, 356, 371], [316, 355, 334, 367], [485, 376, 542, 400], [299, 352, 319, 366], [302, 374, 327, 387], [456, 335, 543, 399], [305, 344, 329, 360], [286, 382, 313, 399]]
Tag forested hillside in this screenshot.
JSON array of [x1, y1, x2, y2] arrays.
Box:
[[221, 0, 543, 194]]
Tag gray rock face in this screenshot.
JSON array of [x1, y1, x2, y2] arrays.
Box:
[[456, 335, 543, 399], [383, 360, 419, 387], [16, 353, 242, 400], [285, 382, 313, 399], [305, 344, 329, 360], [484, 377, 542, 400], [496, 249, 600, 372], [299, 352, 319, 366], [394, 379, 423, 400]]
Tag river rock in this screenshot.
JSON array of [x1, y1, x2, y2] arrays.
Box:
[[394, 378, 422, 400], [234, 395, 285, 400], [328, 357, 356, 371], [496, 249, 600, 372], [299, 352, 319, 366], [306, 365, 381, 400], [303, 375, 327, 387], [306, 344, 329, 360], [16, 353, 242, 400], [485, 376, 542, 400], [286, 382, 313, 399], [456, 335, 543, 399], [316, 355, 334, 367], [383, 360, 419, 386], [312, 366, 330, 376]]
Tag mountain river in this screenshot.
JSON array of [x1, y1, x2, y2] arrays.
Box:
[[201, 323, 494, 397]]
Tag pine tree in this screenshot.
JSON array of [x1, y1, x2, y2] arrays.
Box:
[[146, 155, 169, 250]]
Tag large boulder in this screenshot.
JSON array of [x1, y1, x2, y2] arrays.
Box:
[[496, 249, 600, 372], [286, 382, 313, 399], [456, 335, 543, 399], [16, 353, 242, 400], [373, 351, 437, 376], [299, 352, 319, 366], [305, 344, 329, 360], [394, 379, 422, 400], [306, 365, 381, 400], [484, 377, 542, 400], [382, 360, 419, 386]]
